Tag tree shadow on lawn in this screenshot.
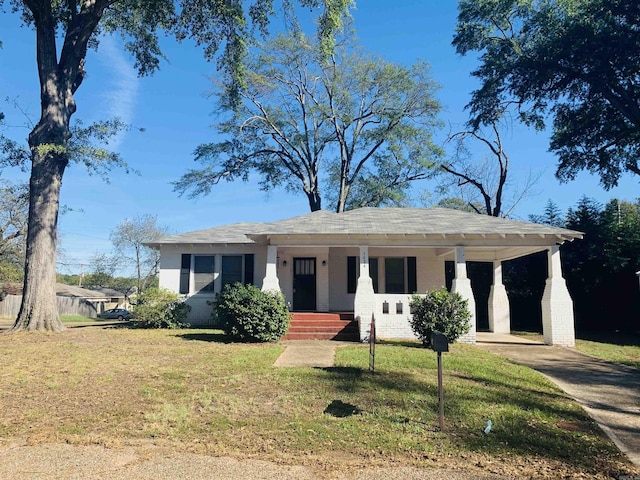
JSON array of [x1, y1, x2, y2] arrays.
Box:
[[316, 366, 622, 472], [318, 366, 437, 396], [177, 332, 234, 343], [377, 339, 424, 349], [316, 366, 435, 427], [432, 372, 625, 473], [68, 321, 126, 329], [104, 323, 233, 343]]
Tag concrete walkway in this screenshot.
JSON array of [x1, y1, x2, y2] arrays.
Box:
[[274, 340, 352, 367], [476, 333, 640, 466]]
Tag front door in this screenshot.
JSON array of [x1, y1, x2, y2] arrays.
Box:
[[293, 257, 316, 311]]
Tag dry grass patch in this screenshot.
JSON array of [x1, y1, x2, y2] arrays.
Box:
[[0, 325, 637, 479]]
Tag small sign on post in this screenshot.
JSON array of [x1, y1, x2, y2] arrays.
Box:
[[431, 331, 449, 432], [431, 331, 449, 353]]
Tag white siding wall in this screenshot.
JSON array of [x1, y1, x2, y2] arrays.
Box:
[[159, 251, 181, 292], [360, 247, 449, 340], [416, 249, 447, 292], [277, 246, 330, 311], [328, 247, 358, 311], [328, 247, 446, 313], [373, 294, 417, 339], [158, 244, 267, 326], [328, 247, 449, 340], [161, 244, 448, 332]]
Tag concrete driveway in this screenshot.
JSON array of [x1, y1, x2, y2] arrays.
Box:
[[476, 333, 640, 466]]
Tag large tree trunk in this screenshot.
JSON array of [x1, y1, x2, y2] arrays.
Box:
[[8, 0, 102, 332], [306, 191, 322, 211], [335, 180, 349, 213], [12, 150, 67, 332]]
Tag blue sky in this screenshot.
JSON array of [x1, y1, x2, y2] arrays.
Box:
[[1, 1, 638, 277]]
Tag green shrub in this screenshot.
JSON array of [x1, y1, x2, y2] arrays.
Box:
[[215, 283, 290, 342], [132, 288, 190, 329], [409, 288, 471, 346]]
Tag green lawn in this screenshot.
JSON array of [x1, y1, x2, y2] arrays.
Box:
[[575, 332, 640, 370], [513, 330, 640, 370], [0, 327, 636, 479]]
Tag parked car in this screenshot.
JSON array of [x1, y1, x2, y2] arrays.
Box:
[[97, 308, 132, 321]]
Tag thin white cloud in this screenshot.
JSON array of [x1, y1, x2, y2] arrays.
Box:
[[97, 35, 139, 150]]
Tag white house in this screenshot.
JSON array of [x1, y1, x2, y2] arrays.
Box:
[[147, 207, 583, 346]]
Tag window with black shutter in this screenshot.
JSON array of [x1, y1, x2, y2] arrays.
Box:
[[347, 256, 357, 293], [408, 257, 417, 293], [194, 255, 215, 293], [244, 254, 254, 285], [383, 257, 417, 294], [179, 254, 191, 294], [347, 256, 379, 293]]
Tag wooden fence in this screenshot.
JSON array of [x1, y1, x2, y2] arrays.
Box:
[[0, 295, 100, 319]]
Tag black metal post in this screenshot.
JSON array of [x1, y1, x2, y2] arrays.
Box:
[[437, 351, 444, 431], [369, 314, 376, 372]]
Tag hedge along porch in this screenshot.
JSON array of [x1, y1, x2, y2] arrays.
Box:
[[148, 208, 583, 346]]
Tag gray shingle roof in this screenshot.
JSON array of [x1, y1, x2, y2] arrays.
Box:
[[256, 207, 582, 237], [147, 208, 583, 246], [1, 283, 110, 298], [55, 284, 111, 299], [149, 222, 263, 245]]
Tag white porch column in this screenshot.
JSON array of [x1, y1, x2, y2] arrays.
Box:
[[451, 246, 476, 344], [261, 245, 281, 293], [354, 246, 375, 342], [541, 245, 575, 346], [488, 261, 510, 334]]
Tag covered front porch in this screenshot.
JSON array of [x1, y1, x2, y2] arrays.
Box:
[[260, 242, 576, 347]]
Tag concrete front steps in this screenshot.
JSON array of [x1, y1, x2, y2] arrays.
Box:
[[283, 312, 359, 341]]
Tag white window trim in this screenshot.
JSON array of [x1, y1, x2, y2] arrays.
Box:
[[220, 255, 246, 291], [191, 254, 217, 295], [382, 257, 408, 294], [189, 254, 249, 296]]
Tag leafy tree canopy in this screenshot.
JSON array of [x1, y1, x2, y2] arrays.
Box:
[[528, 199, 564, 227], [0, 179, 28, 282], [454, 0, 640, 188], [175, 31, 442, 212], [527, 195, 640, 330], [111, 214, 170, 293], [4, 0, 351, 332]]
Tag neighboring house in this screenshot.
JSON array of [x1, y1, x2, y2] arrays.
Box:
[[89, 287, 131, 310], [54, 284, 115, 316], [0, 283, 115, 318], [147, 207, 583, 346]]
